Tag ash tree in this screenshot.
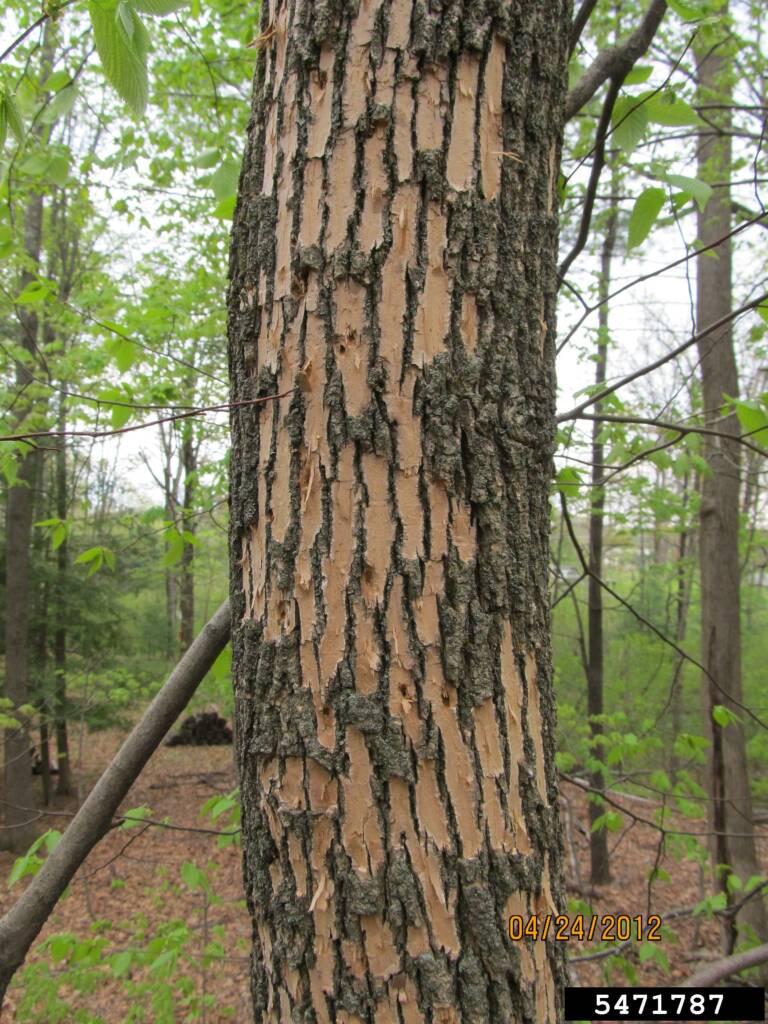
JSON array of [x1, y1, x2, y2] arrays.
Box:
[[227, 0, 571, 1020]]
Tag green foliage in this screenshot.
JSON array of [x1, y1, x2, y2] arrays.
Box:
[[627, 187, 666, 249], [10, 814, 239, 1022], [8, 830, 62, 888], [88, 1, 150, 114], [200, 787, 240, 848]]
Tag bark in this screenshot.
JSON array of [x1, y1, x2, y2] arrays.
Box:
[[0, 601, 230, 1010], [179, 428, 197, 654], [2, 192, 45, 854], [696, 20, 767, 948], [228, 2, 569, 1021], [587, 208, 617, 887]]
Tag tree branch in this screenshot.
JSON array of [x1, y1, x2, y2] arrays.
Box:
[[565, 0, 668, 121], [570, 0, 601, 55], [558, 78, 623, 281], [684, 942, 768, 986], [0, 392, 292, 445], [574, 413, 768, 459], [556, 292, 768, 423], [0, 600, 232, 1009]]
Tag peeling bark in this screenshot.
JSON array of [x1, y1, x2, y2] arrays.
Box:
[[228, 2, 569, 1020]]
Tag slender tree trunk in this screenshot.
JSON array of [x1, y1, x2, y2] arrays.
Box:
[[54, 398, 73, 796], [696, 15, 767, 948], [179, 430, 197, 654], [33, 574, 53, 809], [587, 207, 617, 886], [2, 193, 44, 853], [668, 474, 692, 784], [228, 2, 569, 1020]]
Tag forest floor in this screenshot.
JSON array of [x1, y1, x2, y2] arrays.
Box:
[[0, 727, 761, 1022]]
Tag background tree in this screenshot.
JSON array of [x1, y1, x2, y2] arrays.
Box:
[[695, 5, 767, 948]]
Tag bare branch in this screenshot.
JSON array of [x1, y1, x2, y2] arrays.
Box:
[[556, 293, 768, 423], [574, 412, 768, 458], [565, 0, 668, 121], [0, 391, 293, 445], [684, 941, 768, 986], [0, 600, 232, 1008], [558, 211, 767, 352], [570, 0, 600, 55], [558, 78, 622, 281]]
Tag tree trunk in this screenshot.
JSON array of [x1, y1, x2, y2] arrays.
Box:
[[52, 397, 74, 797], [2, 193, 44, 853], [228, 2, 569, 1020], [33, 571, 53, 809], [179, 429, 197, 654], [668, 474, 693, 785], [696, 17, 767, 948], [587, 207, 617, 886]]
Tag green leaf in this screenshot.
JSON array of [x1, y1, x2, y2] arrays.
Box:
[[193, 147, 220, 168], [650, 770, 671, 792], [664, 173, 712, 211], [133, 0, 187, 12], [590, 810, 623, 833], [75, 546, 102, 566], [0, 223, 12, 258], [111, 950, 134, 977], [46, 153, 71, 185], [44, 69, 71, 91], [555, 466, 582, 497], [49, 934, 76, 964], [647, 94, 701, 127], [111, 403, 132, 429], [121, 805, 152, 828], [213, 195, 237, 220], [627, 187, 665, 250], [161, 528, 185, 567], [611, 94, 650, 152], [623, 65, 653, 86], [15, 280, 53, 305], [731, 399, 768, 447], [116, 1, 135, 38], [667, 0, 717, 20], [40, 84, 78, 123], [8, 853, 41, 887], [210, 158, 240, 201], [105, 335, 140, 372], [4, 93, 24, 141], [181, 861, 205, 890], [712, 704, 737, 728], [88, 1, 150, 115], [75, 545, 115, 576]]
